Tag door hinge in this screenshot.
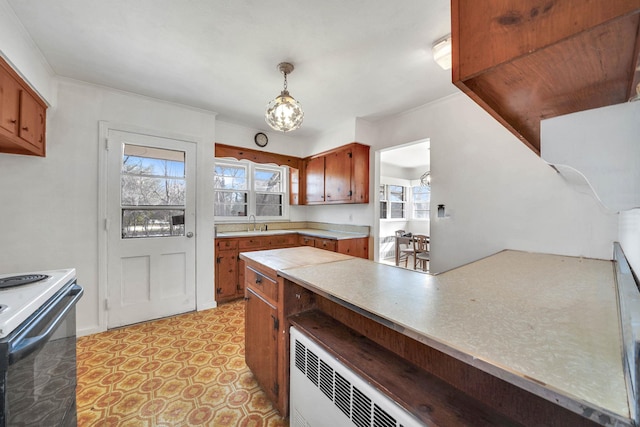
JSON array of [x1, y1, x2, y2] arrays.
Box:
[[217, 287, 222, 294], [104, 298, 110, 310], [273, 382, 279, 396], [348, 152, 352, 158], [271, 314, 279, 330], [104, 218, 110, 231], [348, 190, 353, 197], [216, 256, 222, 264], [105, 137, 110, 151]]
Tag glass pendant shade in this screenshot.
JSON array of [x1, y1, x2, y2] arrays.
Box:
[[265, 62, 304, 132], [265, 90, 304, 132]]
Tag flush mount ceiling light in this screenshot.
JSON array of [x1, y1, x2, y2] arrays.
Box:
[[265, 62, 304, 132], [432, 35, 452, 70]]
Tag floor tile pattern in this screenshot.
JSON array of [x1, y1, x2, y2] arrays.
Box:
[[77, 300, 288, 426]]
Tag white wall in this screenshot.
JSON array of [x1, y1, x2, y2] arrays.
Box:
[[0, 0, 55, 105], [620, 210, 640, 276], [0, 78, 218, 336], [373, 93, 619, 273]]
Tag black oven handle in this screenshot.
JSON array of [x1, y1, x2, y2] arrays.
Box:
[[8, 283, 83, 365]]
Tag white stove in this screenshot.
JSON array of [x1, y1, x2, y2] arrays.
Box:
[[0, 268, 76, 339]]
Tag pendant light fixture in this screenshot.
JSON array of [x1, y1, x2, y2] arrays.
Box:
[[265, 62, 304, 132]]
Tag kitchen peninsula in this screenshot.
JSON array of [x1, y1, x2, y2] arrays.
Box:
[[241, 247, 630, 426]]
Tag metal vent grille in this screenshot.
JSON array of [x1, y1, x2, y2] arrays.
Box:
[[353, 386, 372, 427], [306, 350, 319, 385], [293, 336, 416, 427], [374, 404, 396, 427], [319, 359, 334, 400], [295, 340, 306, 373], [334, 372, 351, 417]]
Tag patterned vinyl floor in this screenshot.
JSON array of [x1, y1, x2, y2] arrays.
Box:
[[76, 300, 288, 426]]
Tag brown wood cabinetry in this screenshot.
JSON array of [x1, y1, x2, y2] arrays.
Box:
[[303, 155, 325, 203], [215, 239, 240, 302], [215, 234, 299, 303], [0, 57, 47, 157], [245, 285, 279, 410], [452, 0, 640, 154], [243, 260, 288, 416], [241, 247, 354, 417], [336, 237, 368, 259], [216, 232, 368, 302], [301, 142, 370, 205]]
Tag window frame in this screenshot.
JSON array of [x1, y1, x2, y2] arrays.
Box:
[[411, 185, 431, 220], [214, 159, 289, 222], [379, 184, 407, 220]]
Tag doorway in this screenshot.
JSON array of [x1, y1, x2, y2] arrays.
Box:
[[377, 139, 431, 271], [105, 129, 197, 328]]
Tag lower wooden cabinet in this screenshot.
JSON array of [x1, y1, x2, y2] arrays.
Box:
[[215, 233, 368, 303], [215, 234, 297, 303], [245, 287, 279, 408]]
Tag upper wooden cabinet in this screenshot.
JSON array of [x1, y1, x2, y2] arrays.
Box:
[[452, 0, 640, 154], [0, 56, 47, 157], [302, 142, 370, 205]]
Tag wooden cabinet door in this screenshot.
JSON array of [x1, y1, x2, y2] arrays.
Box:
[[18, 91, 40, 149], [324, 147, 352, 202], [245, 287, 279, 407], [0, 69, 19, 138], [299, 235, 315, 247], [215, 248, 238, 301], [314, 238, 337, 252], [336, 237, 369, 259], [304, 156, 325, 203]]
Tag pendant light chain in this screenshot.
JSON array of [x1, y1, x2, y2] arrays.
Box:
[[283, 71, 288, 92]]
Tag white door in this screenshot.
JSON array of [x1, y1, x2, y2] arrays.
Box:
[[106, 129, 196, 328]]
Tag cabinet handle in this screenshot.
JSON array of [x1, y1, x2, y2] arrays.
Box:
[[255, 276, 262, 284], [22, 126, 28, 131], [9, 119, 16, 124]]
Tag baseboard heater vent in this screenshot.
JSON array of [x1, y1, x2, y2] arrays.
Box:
[[290, 326, 423, 427]]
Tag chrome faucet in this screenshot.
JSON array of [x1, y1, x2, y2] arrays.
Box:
[[248, 214, 256, 232]]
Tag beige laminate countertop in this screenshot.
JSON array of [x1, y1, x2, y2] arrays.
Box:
[[272, 249, 628, 426], [216, 228, 368, 240]]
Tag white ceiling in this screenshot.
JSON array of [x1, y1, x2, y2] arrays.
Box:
[[381, 140, 430, 169], [7, 0, 456, 138]]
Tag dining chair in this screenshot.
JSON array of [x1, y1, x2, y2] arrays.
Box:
[[413, 234, 430, 271], [394, 230, 413, 268]]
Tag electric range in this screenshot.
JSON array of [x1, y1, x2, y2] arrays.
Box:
[[0, 268, 76, 339]]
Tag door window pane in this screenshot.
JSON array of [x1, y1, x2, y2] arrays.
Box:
[[122, 209, 185, 238], [121, 144, 186, 238]]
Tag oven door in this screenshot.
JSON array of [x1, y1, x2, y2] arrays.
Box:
[[1, 281, 83, 427]]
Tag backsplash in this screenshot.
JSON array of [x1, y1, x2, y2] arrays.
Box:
[[215, 221, 369, 235]]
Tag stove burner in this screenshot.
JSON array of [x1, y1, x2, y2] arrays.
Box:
[[0, 274, 50, 289]]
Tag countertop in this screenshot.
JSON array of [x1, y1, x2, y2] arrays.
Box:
[[217, 228, 368, 240], [269, 248, 628, 426]]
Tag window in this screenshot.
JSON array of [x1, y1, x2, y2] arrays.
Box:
[[214, 163, 248, 217], [379, 184, 406, 219], [412, 185, 430, 219], [121, 144, 186, 238], [214, 159, 287, 220]]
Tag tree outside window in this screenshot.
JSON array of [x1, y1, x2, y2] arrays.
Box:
[[214, 160, 287, 220]]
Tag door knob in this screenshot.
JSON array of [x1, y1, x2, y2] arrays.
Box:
[[186, 232, 194, 238]]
